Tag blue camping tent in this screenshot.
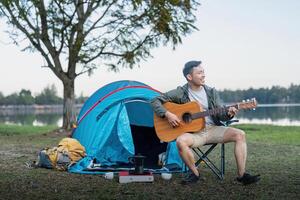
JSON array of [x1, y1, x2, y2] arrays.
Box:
[[69, 80, 183, 174]]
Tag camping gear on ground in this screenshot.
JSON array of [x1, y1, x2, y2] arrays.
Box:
[[119, 171, 154, 183], [128, 154, 146, 175], [69, 80, 184, 174], [161, 173, 172, 180], [36, 138, 86, 170], [104, 172, 114, 180], [57, 138, 86, 162], [36, 149, 57, 169]]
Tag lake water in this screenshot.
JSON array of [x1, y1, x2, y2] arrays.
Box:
[[1, 105, 300, 127], [236, 104, 300, 126]]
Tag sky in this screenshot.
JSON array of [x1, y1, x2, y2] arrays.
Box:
[[0, 0, 299, 97]]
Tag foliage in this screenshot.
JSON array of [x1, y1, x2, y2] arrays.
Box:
[[0, 92, 19, 105], [219, 83, 300, 104], [0, 85, 63, 105], [18, 89, 35, 105], [0, 89, 34, 105], [0, 0, 198, 70], [0, 91, 4, 100], [35, 84, 63, 105]]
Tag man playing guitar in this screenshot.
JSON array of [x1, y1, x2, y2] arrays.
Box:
[[151, 60, 260, 185]]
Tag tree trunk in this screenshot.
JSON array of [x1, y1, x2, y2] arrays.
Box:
[[62, 79, 76, 130]]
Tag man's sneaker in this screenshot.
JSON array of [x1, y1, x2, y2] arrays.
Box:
[[237, 173, 261, 185], [181, 172, 200, 185]]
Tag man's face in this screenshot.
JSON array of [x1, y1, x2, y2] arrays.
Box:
[[187, 65, 205, 86]]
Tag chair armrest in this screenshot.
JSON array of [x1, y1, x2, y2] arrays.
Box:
[[224, 119, 239, 126]]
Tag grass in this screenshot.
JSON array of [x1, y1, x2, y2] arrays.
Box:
[[0, 124, 58, 136], [0, 124, 299, 200], [235, 124, 300, 145]]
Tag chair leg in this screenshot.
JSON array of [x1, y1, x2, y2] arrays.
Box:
[[194, 144, 217, 166], [193, 144, 225, 180], [221, 143, 225, 178]]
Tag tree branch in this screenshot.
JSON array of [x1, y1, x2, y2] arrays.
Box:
[[2, 4, 56, 72], [75, 65, 97, 77], [53, 0, 77, 55], [35, 0, 64, 75], [84, 0, 116, 37]]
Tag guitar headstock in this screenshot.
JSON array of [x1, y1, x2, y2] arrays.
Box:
[[237, 98, 257, 110]]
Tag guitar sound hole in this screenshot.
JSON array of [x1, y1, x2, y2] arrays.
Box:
[[182, 113, 192, 123]]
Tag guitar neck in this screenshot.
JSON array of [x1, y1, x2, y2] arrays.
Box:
[[192, 104, 238, 119]]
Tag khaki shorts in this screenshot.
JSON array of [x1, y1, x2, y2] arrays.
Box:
[[190, 125, 228, 148]]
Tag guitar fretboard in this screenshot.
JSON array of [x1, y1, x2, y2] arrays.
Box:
[[191, 104, 238, 119]]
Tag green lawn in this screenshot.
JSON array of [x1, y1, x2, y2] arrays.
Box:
[[0, 124, 58, 136], [235, 124, 300, 145], [0, 124, 299, 200]]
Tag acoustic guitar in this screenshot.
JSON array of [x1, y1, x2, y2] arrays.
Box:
[[154, 99, 257, 142]]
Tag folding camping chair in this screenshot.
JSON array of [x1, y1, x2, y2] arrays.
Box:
[[191, 120, 239, 180]]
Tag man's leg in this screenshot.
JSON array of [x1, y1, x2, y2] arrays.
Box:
[[176, 133, 199, 176], [222, 127, 260, 185], [222, 127, 247, 177]]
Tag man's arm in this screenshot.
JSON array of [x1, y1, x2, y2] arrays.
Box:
[[151, 93, 182, 127], [150, 94, 170, 118], [150, 87, 184, 118], [212, 89, 235, 122]]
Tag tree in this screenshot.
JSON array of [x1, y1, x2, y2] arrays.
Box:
[[3, 93, 19, 105], [0, 91, 4, 105], [18, 89, 35, 105], [0, 0, 199, 129], [35, 84, 63, 105], [288, 84, 300, 103]]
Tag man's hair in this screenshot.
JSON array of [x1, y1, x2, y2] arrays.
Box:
[[182, 60, 202, 78]]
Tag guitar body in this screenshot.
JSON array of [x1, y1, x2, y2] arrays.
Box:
[[154, 98, 257, 142], [153, 101, 205, 142]]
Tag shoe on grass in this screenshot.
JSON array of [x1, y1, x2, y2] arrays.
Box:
[[181, 172, 200, 185], [237, 172, 260, 185]]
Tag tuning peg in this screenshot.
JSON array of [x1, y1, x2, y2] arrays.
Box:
[[247, 99, 250, 102], [253, 108, 256, 111], [242, 100, 245, 102]]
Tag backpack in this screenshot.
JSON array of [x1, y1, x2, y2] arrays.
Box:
[[36, 138, 86, 171]]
